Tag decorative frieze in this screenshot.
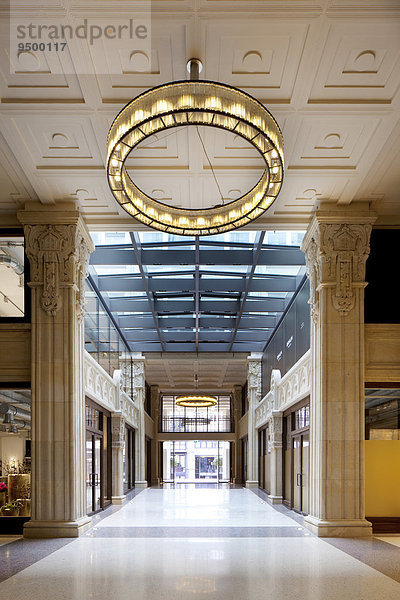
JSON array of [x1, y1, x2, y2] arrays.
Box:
[[277, 350, 311, 413], [84, 351, 139, 428], [255, 351, 311, 429]]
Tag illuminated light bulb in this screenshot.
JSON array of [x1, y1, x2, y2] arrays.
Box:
[[115, 175, 121, 182], [271, 149, 278, 158], [272, 166, 279, 174], [111, 158, 119, 167], [269, 182, 274, 188], [197, 218, 206, 226]]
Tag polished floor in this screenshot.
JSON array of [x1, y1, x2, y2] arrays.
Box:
[[0, 486, 400, 599]]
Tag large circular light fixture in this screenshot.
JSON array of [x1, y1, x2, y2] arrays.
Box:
[[176, 395, 217, 408], [107, 77, 284, 236]]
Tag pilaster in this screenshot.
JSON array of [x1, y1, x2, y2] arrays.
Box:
[[232, 384, 242, 483], [301, 204, 376, 537], [111, 412, 126, 504], [268, 411, 283, 504], [17, 202, 94, 538], [246, 353, 262, 488], [132, 354, 147, 487]]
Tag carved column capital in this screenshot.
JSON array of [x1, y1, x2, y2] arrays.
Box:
[[111, 413, 126, 448], [132, 357, 145, 392], [269, 411, 283, 448], [18, 206, 93, 317], [302, 209, 376, 319], [247, 353, 262, 405]]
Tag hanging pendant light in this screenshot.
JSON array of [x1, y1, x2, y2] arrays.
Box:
[[176, 395, 217, 408], [107, 59, 284, 236]]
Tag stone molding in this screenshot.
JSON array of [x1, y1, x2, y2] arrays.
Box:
[[121, 390, 139, 429], [84, 351, 139, 429], [277, 350, 311, 413], [255, 350, 311, 429], [302, 211, 375, 320], [365, 323, 400, 382]]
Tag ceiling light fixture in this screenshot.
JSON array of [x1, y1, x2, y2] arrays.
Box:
[[107, 59, 284, 236], [176, 395, 217, 408]]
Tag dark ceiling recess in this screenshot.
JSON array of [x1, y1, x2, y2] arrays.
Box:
[[365, 229, 400, 324]]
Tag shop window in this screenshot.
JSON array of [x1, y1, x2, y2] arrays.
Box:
[[160, 394, 232, 433], [0, 232, 29, 320], [365, 388, 400, 440]]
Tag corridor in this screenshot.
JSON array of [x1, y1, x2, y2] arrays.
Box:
[[0, 486, 399, 599]]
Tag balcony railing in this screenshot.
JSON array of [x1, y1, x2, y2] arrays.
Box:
[[161, 416, 233, 433]]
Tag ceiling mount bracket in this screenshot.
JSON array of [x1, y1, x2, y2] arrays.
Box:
[[186, 58, 203, 81]]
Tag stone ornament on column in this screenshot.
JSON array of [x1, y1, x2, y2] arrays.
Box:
[[131, 354, 147, 487], [111, 413, 126, 504], [133, 359, 145, 391], [302, 220, 372, 321], [24, 222, 91, 319], [246, 353, 262, 488], [248, 357, 262, 402], [111, 413, 126, 448], [267, 410, 283, 504]]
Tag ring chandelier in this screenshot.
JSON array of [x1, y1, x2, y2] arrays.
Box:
[[107, 66, 284, 236], [175, 395, 218, 408]]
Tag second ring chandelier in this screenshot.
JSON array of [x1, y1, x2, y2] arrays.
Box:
[[107, 59, 284, 236]]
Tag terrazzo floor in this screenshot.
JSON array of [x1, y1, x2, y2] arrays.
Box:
[[0, 486, 399, 599]]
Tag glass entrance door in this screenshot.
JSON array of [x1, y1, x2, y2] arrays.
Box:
[[86, 432, 103, 514], [292, 433, 309, 514], [163, 441, 230, 483]]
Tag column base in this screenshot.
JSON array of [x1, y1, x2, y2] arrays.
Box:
[[268, 495, 283, 505], [111, 495, 126, 505], [245, 480, 259, 489], [304, 515, 372, 538], [135, 480, 148, 488], [24, 516, 92, 538]]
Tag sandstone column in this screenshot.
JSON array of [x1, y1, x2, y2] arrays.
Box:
[[232, 384, 242, 483], [268, 411, 283, 504], [301, 204, 375, 537], [132, 354, 147, 487], [246, 353, 262, 488], [150, 385, 161, 485], [18, 202, 93, 538], [111, 412, 126, 504]]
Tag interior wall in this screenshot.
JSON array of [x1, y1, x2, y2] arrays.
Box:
[[0, 434, 25, 467], [365, 440, 400, 517]]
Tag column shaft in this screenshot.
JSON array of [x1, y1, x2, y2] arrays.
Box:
[[111, 413, 126, 504], [246, 354, 262, 488]]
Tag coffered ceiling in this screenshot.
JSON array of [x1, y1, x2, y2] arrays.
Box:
[[0, 0, 399, 229]]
